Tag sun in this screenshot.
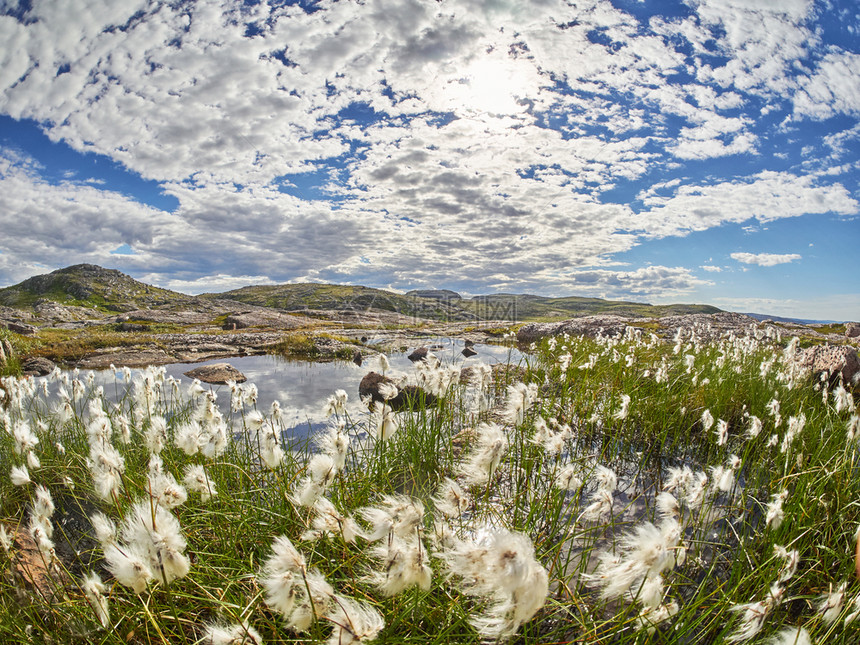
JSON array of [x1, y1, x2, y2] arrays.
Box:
[[445, 53, 540, 117]]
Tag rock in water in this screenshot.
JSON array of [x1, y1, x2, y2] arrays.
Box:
[[408, 347, 429, 363], [21, 357, 55, 376], [184, 363, 247, 384], [461, 346, 478, 357], [358, 371, 437, 411]]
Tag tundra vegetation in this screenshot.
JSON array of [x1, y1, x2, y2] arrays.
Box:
[[0, 322, 857, 644]]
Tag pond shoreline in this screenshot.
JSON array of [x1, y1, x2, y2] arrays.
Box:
[[15, 320, 518, 374]]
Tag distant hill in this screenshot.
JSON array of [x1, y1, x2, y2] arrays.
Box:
[[740, 312, 841, 325], [405, 289, 462, 301], [200, 283, 476, 321], [209, 283, 722, 321], [0, 264, 195, 312], [0, 265, 724, 323], [458, 293, 720, 321]]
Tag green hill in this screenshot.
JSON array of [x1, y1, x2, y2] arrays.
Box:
[[459, 293, 721, 321], [0, 264, 194, 312], [0, 265, 723, 323], [201, 283, 476, 321], [207, 283, 721, 322]]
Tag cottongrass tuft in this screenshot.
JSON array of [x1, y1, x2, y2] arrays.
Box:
[[10, 464, 31, 486], [183, 464, 217, 502], [432, 477, 472, 519], [774, 545, 799, 584], [293, 454, 337, 507], [367, 535, 432, 596], [90, 512, 116, 546], [324, 595, 384, 645], [259, 534, 333, 632], [818, 581, 847, 625], [81, 571, 110, 628], [203, 620, 263, 645], [301, 497, 359, 543], [765, 626, 812, 645], [726, 583, 783, 642], [440, 527, 548, 640], [765, 489, 788, 530], [636, 600, 679, 634], [503, 382, 538, 425], [584, 517, 680, 603], [0, 524, 11, 553], [359, 495, 425, 542], [104, 499, 190, 591], [457, 423, 508, 486]]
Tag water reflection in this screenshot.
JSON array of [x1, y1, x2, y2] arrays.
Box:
[[61, 337, 522, 439]]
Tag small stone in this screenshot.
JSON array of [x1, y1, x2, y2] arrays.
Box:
[[461, 346, 478, 357], [183, 362, 247, 384], [358, 371, 437, 411], [20, 357, 55, 376], [2, 321, 37, 336], [408, 347, 429, 362]]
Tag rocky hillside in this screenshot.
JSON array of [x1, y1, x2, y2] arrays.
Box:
[[209, 283, 721, 322], [457, 293, 721, 320], [0, 264, 195, 312], [202, 283, 476, 321], [1, 264, 722, 324]]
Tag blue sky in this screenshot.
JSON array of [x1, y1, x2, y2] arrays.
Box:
[[0, 0, 858, 320]]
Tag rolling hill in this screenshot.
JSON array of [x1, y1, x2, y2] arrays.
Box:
[[1, 265, 723, 323]]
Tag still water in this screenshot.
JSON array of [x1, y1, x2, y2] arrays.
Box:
[[67, 337, 523, 438]]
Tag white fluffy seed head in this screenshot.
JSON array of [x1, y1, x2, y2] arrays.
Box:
[[204, 620, 263, 645]]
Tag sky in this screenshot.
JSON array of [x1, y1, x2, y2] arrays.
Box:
[[0, 0, 858, 321]]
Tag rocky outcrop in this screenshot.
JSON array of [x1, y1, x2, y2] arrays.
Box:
[[358, 371, 437, 411], [33, 299, 100, 322], [114, 310, 215, 325], [655, 312, 761, 340], [183, 363, 247, 384], [517, 312, 762, 344], [797, 345, 860, 385], [847, 323, 860, 339], [21, 357, 55, 376], [0, 320, 37, 336], [118, 322, 151, 332], [517, 315, 642, 343], [76, 349, 177, 369], [223, 310, 312, 330]]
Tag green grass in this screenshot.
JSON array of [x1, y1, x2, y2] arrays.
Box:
[[0, 327, 39, 377], [0, 327, 858, 644]]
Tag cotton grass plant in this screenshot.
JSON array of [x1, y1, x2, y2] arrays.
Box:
[[0, 321, 858, 643]]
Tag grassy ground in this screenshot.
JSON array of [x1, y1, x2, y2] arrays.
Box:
[[0, 324, 858, 644]]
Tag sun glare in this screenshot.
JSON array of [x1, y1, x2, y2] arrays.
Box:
[[446, 55, 539, 117]]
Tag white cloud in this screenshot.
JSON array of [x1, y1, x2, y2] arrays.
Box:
[[701, 265, 722, 272], [153, 274, 277, 296], [793, 51, 860, 119], [0, 0, 856, 318], [730, 252, 801, 266], [636, 171, 857, 237]]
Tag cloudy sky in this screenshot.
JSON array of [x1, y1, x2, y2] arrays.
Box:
[[1, 0, 858, 320]]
